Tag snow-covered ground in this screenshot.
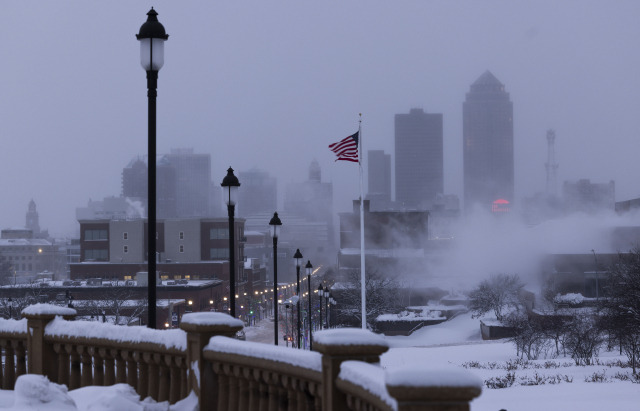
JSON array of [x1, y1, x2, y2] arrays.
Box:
[[382, 313, 639, 411], [0, 313, 636, 410]]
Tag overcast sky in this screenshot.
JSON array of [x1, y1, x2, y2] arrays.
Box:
[[1, 1, 639, 236]]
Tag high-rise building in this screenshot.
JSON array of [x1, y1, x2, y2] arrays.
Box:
[[395, 108, 443, 209], [25, 199, 40, 236], [121, 149, 211, 219], [164, 149, 212, 218], [366, 150, 392, 210], [463, 71, 514, 213], [238, 169, 277, 217]]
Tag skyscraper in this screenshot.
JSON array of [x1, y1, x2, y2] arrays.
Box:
[[238, 168, 277, 216], [366, 150, 392, 210], [395, 108, 443, 209], [463, 71, 514, 213]]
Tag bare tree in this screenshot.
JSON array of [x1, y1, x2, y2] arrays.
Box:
[[0, 254, 14, 286], [335, 269, 402, 330], [600, 250, 640, 373], [563, 314, 603, 366], [468, 273, 525, 322]]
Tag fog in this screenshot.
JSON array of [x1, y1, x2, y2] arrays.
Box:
[[1, 1, 639, 238]]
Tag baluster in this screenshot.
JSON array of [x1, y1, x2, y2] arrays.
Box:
[[257, 374, 269, 411], [78, 346, 93, 388], [4, 344, 14, 390], [54, 344, 69, 387], [101, 348, 115, 386], [67, 345, 81, 390], [133, 351, 148, 399], [178, 358, 188, 400], [125, 351, 138, 389], [226, 364, 239, 411], [167, 355, 181, 404], [114, 349, 126, 384], [144, 352, 159, 400], [91, 347, 104, 386], [248, 369, 261, 411], [14, 341, 25, 380], [267, 373, 279, 411], [157, 353, 169, 402], [212, 363, 229, 411], [0, 341, 6, 389], [237, 367, 250, 411]]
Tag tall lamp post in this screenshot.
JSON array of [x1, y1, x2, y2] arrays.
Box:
[[293, 249, 303, 349], [317, 284, 323, 331], [305, 260, 313, 349], [323, 286, 330, 329], [137, 8, 168, 329], [269, 212, 282, 345], [221, 167, 240, 318]]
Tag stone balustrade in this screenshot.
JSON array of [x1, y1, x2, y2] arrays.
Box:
[[0, 305, 482, 410]]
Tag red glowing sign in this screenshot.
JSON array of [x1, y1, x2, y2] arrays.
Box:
[[492, 199, 510, 212]]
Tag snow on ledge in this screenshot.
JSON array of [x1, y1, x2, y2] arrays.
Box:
[[386, 367, 483, 389], [315, 328, 388, 347], [181, 312, 244, 328], [0, 318, 27, 334], [339, 361, 396, 409], [206, 336, 322, 372], [45, 316, 186, 351], [22, 304, 76, 317]]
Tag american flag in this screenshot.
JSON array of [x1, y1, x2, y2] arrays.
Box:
[[328, 131, 359, 162]]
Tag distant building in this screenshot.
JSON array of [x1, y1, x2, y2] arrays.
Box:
[[71, 218, 248, 294], [25, 200, 40, 236], [284, 160, 334, 251], [563, 179, 615, 214], [76, 196, 144, 221], [337, 200, 428, 276], [366, 150, 392, 211], [463, 71, 514, 213], [395, 108, 443, 209], [121, 148, 214, 219], [238, 169, 277, 217], [0, 229, 62, 281]]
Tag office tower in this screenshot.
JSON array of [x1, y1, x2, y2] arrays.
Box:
[[122, 157, 177, 218], [238, 169, 277, 216], [463, 71, 514, 212], [164, 149, 212, 218], [395, 108, 443, 209], [366, 150, 392, 210]]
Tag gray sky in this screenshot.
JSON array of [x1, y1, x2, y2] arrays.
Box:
[[1, 1, 639, 236]]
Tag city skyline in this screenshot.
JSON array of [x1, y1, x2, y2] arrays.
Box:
[[1, 2, 639, 235]]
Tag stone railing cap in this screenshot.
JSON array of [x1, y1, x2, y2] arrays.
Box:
[[180, 312, 244, 332], [386, 367, 483, 390], [314, 328, 389, 356], [21, 303, 77, 317], [315, 328, 388, 347]]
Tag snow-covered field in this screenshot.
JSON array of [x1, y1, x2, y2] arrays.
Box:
[[0, 313, 636, 410], [382, 313, 639, 411]]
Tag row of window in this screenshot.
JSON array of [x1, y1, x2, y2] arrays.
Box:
[[85, 229, 108, 241], [120, 245, 229, 257], [5, 255, 34, 261], [84, 249, 108, 261]]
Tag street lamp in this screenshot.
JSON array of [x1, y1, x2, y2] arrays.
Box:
[[317, 284, 323, 331], [269, 212, 282, 345], [137, 8, 168, 329], [221, 167, 240, 318], [329, 293, 335, 328], [305, 260, 313, 350], [293, 249, 303, 349], [323, 286, 330, 329], [8, 298, 12, 319]]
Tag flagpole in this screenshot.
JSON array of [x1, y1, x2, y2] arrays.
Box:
[[358, 114, 366, 329]]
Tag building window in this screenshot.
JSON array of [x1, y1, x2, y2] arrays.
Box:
[[124, 275, 132, 280], [160, 275, 168, 280], [84, 249, 108, 261], [84, 229, 108, 241], [210, 228, 229, 240], [179, 245, 184, 253], [123, 245, 129, 253], [173, 275, 181, 280], [179, 231, 184, 240], [123, 232, 128, 240], [210, 248, 229, 259]]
